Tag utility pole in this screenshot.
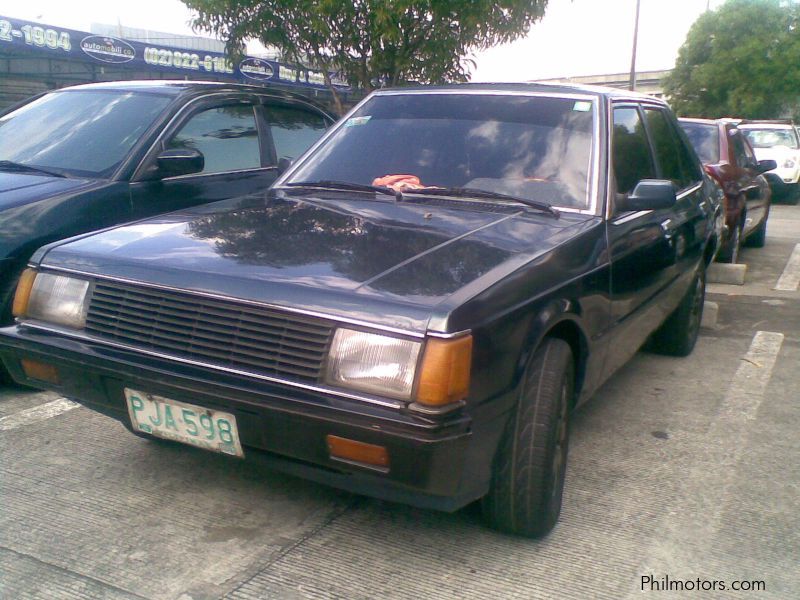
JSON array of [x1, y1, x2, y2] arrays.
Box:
[[629, 0, 641, 91]]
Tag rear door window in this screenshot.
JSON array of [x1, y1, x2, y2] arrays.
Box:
[[679, 122, 719, 164], [731, 131, 758, 170], [265, 105, 329, 162], [644, 108, 703, 190]]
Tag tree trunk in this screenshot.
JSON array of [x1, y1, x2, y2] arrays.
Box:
[[322, 71, 344, 115]]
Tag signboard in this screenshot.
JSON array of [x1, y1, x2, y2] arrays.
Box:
[[0, 15, 349, 89]]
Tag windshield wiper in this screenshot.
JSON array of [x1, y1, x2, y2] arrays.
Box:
[[401, 187, 559, 217], [283, 180, 399, 199], [0, 160, 67, 178]]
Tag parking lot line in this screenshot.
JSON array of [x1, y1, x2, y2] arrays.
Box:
[[0, 398, 79, 432], [774, 243, 800, 291], [714, 331, 784, 423], [624, 331, 784, 598]]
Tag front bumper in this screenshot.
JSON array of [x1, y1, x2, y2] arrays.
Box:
[[0, 325, 509, 511], [764, 171, 800, 191]]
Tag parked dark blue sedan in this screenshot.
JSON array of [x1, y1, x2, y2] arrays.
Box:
[[0, 80, 333, 331], [0, 84, 721, 537]]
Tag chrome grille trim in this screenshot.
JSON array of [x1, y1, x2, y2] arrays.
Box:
[[85, 280, 334, 383], [37, 266, 426, 338], [18, 321, 405, 409]]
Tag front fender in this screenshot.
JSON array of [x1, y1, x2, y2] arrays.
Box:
[[514, 301, 590, 401]]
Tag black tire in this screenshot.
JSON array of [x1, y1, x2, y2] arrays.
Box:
[[786, 184, 800, 205], [745, 214, 768, 248], [717, 222, 742, 263], [648, 265, 705, 357], [0, 270, 21, 384], [482, 337, 574, 538], [0, 273, 17, 325]]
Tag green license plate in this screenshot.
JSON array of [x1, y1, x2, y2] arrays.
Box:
[[125, 388, 244, 458]]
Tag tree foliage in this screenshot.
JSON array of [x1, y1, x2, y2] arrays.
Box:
[[664, 0, 800, 120], [185, 0, 548, 111]]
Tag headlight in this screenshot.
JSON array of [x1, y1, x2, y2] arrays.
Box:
[[325, 327, 473, 406], [325, 328, 421, 400], [783, 158, 796, 169], [15, 271, 91, 328]]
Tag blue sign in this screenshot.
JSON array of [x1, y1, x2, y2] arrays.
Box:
[[0, 15, 349, 89]]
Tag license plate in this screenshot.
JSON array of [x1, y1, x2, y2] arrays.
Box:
[[124, 388, 244, 458]]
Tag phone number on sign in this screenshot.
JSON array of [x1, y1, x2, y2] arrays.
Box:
[[143, 47, 233, 73], [0, 20, 71, 51]]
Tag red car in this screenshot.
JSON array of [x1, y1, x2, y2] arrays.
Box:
[[680, 118, 776, 262]]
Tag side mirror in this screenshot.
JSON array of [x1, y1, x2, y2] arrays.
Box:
[[156, 148, 204, 178], [616, 179, 677, 212], [757, 159, 777, 174]]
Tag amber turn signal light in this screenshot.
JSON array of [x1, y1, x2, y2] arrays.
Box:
[[12, 269, 37, 318], [416, 335, 472, 407], [327, 435, 389, 469], [21, 359, 60, 385]]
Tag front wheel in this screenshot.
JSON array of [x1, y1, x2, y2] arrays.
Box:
[[482, 338, 574, 537], [745, 212, 768, 248], [0, 270, 22, 384], [648, 265, 705, 356]]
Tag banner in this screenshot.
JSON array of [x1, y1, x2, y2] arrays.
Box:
[[0, 15, 349, 89]]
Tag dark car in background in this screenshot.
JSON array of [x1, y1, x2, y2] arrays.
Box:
[[0, 84, 719, 537], [0, 80, 333, 332], [679, 118, 775, 262]]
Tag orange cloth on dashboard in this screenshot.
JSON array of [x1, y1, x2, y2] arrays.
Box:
[[372, 174, 425, 191]]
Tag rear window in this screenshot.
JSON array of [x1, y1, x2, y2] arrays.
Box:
[[679, 121, 720, 164], [741, 127, 799, 149]]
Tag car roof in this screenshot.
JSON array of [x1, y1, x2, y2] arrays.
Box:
[[678, 117, 717, 125], [49, 80, 328, 108], [372, 82, 668, 104]]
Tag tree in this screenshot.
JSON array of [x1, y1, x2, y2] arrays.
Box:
[[185, 0, 548, 113], [664, 0, 800, 120]]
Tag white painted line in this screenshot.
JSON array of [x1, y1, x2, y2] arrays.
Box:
[[775, 243, 800, 291], [623, 331, 784, 598], [714, 331, 784, 422], [0, 398, 79, 431]]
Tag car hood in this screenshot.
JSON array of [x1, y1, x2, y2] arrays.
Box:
[[751, 145, 799, 162], [38, 192, 595, 332], [0, 172, 103, 212]]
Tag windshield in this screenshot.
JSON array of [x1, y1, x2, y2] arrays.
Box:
[[286, 93, 596, 210], [679, 122, 719, 164], [0, 90, 172, 178], [741, 127, 800, 150]]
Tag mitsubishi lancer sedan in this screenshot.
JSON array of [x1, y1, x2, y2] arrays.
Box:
[[0, 84, 720, 537]]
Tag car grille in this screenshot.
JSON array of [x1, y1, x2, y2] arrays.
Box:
[[85, 280, 334, 382]]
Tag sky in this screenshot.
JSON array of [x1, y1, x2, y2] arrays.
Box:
[[4, 0, 722, 80]]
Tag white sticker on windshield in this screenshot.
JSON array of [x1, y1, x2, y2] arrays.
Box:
[[573, 101, 592, 112], [345, 116, 372, 127]]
